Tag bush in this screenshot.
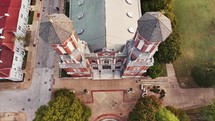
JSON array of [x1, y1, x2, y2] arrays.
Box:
[[191, 61, 215, 87], [154, 32, 181, 63], [201, 99, 215, 121], [147, 60, 163, 79], [156, 108, 179, 121], [166, 106, 190, 121]]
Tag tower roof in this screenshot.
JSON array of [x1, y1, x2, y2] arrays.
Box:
[[137, 12, 172, 42], [39, 14, 74, 44]]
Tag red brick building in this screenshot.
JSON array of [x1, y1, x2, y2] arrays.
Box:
[[40, 11, 172, 79]]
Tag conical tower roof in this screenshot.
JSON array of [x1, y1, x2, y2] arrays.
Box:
[[39, 14, 74, 44], [137, 12, 172, 42]]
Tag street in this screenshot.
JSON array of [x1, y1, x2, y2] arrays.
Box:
[[0, 0, 62, 120]]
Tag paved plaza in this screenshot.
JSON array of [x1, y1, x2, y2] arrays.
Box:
[[0, 0, 215, 121], [53, 64, 215, 121]]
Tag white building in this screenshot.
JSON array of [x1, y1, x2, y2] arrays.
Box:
[[0, 0, 30, 81]]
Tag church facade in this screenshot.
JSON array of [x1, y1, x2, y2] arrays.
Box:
[[39, 0, 172, 79]]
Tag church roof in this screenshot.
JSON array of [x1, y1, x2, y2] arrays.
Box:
[[137, 12, 172, 42], [39, 14, 74, 44], [70, 0, 140, 52]]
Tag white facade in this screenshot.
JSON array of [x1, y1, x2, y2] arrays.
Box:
[[9, 41, 25, 81], [3, 0, 30, 81], [16, 0, 30, 36]]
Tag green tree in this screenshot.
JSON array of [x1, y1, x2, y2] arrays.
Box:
[[147, 60, 163, 79], [33, 89, 91, 121], [156, 108, 179, 121], [201, 99, 215, 121], [166, 106, 190, 121], [154, 32, 181, 63], [191, 61, 215, 87], [128, 95, 162, 121]]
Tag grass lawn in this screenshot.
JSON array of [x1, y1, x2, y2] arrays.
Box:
[[160, 64, 167, 77], [173, 0, 215, 87], [28, 11, 34, 25]]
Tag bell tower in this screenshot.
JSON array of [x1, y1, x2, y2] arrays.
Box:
[[122, 12, 172, 78]]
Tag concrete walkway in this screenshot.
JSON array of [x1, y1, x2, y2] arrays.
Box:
[[163, 64, 215, 109]]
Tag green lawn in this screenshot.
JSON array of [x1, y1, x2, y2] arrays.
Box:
[[173, 0, 215, 87], [28, 11, 34, 25]]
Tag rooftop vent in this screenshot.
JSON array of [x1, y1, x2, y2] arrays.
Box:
[[126, 0, 132, 5], [78, 0, 85, 6], [0, 28, 3, 34], [127, 28, 134, 33], [4, 13, 9, 17], [78, 13, 84, 19], [126, 12, 133, 18], [0, 36, 5, 39], [77, 29, 84, 35]]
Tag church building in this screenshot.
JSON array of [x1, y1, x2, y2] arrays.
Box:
[[39, 0, 172, 80]]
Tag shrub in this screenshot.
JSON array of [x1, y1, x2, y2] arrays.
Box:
[[191, 62, 215, 87]]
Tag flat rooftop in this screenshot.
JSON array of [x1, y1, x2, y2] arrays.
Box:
[[69, 0, 141, 52]]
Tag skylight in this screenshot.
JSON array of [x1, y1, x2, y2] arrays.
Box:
[[78, 0, 85, 6]]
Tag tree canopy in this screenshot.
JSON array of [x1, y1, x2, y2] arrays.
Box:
[[191, 61, 215, 87], [155, 108, 179, 121], [147, 60, 163, 79], [166, 106, 190, 121], [128, 96, 183, 121], [128, 95, 162, 121], [33, 89, 91, 121], [201, 99, 215, 121]]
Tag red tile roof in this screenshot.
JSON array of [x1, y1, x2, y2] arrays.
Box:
[[0, 0, 22, 78]]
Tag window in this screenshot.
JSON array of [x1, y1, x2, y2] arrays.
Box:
[[78, 0, 85, 6], [128, 27, 134, 33], [77, 29, 84, 35], [16, 48, 19, 52], [18, 26, 21, 30], [104, 60, 109, 64], [126, 12, 133, 18], [21, 51, 25, 55], [126, 0, 132, 5], [78, 13, 84, 19], [91, 60, 97, 63], [21, 13, 23, 18], [15, 56, 18, 61]]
